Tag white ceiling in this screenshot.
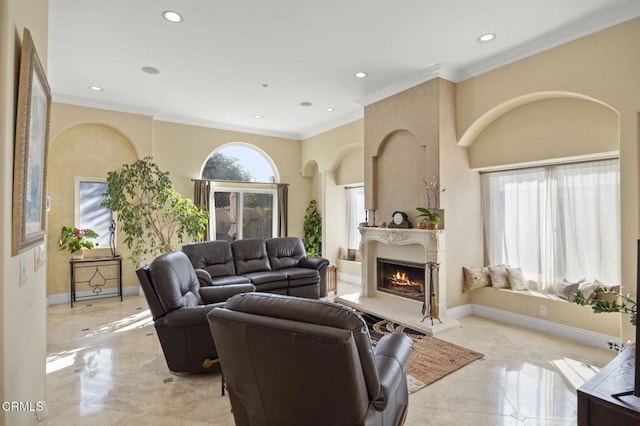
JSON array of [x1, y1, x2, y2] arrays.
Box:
[[48, 0, 640, 140]]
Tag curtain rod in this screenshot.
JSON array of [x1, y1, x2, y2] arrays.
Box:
[[191, 178, 289, 186], [478, 155, 619, 174]]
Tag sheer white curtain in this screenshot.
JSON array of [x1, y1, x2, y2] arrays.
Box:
[[346, 186, 365, 249], [482, 159, 620, 292]]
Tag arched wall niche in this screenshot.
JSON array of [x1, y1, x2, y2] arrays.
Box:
[[330, 143, 364, 186], [47, 123, 138, 297], [459, 92, 620, 169], [372, 129, 427, 225]]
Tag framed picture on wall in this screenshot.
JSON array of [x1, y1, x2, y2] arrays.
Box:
[[12, 27, 52, 255]]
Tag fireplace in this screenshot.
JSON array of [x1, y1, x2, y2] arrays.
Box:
[[377, 258, 425, 302]]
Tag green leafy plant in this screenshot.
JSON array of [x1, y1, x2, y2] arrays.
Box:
[[101, 157, 209, 264], [59, 226, 99, 253], [574, 287, 637, 326], [303, 199, 322, 256], [416, 207, 441, 226]]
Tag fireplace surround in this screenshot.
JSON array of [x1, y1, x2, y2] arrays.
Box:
[[336, 227, 460, 335]]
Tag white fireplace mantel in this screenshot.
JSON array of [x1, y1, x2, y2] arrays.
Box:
[[336, 226, 459, 336]]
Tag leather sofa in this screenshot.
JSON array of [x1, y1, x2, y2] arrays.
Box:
[[136, 251, 255, 374], [182, 237, 330, 299], [207, 292, 414, 426]]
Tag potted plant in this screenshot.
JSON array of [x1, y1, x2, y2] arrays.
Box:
[[101, 157, 209, 264], [416, 207, 441, 230], [59, 226, 99, 259], [417, 177, 445, 229], [575, 287, 637, 351], [303, 199, 322, 256]]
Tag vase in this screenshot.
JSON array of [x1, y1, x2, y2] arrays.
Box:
[[419, 219, 439, 230], [72, 250, 84, 260]]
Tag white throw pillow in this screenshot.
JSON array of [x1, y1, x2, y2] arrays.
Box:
[[506, 267, 527, 291], [488, 265, 510, 289]]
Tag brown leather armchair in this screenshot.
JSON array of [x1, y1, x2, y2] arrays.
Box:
[[136, 251, 255, 374], [207, 292, 414, 425]]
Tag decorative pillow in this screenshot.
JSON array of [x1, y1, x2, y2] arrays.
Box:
[[463, 266, 490, 291], [488, 265, 510, 289], [591, 279, 621, 301], [556, 282, 580, 301], [577, 281, 599, 300], [506, 267, 527, 291]]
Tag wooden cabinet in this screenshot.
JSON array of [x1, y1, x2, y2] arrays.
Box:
[[577, 345, 640, 425]]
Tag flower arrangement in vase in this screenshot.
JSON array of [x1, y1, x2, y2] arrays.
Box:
[[59, 226, 99, 259], [416, 177, 445, 229]]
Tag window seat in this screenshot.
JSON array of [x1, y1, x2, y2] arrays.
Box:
[[469, 286, 620, 338]]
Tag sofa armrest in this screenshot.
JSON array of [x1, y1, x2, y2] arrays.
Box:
[[195, 268, 213, 287], [372, 333, 414, 411], [299, 256, 330, 270], [158, 305, 221, 327], [200, 283, 256, 304]]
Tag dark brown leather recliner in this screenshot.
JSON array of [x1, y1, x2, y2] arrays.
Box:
[[207, 292, 414, 425], [136, 251, 255, 374]]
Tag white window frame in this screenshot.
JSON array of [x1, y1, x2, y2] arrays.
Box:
[[210, 186, 278, 240]]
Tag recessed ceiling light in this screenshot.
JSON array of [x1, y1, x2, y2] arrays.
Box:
[[477, 33, 496, 43], [354, 72, 368, 79], [261, 83, 270, 88], [141, 66, 160, 75], [89, 86, 103, 91], [300, 102, 313, 107], [325, 107, 335, 112], [255, 115, 263, 119], [162, 10, 183, 23]]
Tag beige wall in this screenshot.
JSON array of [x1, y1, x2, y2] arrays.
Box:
[[457, 18, 640, 339], [469, 96, 619, 169], [302, 120, 364, 262], [151, 120, 309, 239], [1, 0, 49, 424], [47, 123, 139, 296]]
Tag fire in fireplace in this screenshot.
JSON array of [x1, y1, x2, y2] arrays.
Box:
[[377, 258, 425, 301]]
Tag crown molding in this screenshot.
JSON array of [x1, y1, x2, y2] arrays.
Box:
[[153, 113, 301, 140], [457, 6, 640, 81], [299, 109, 364, 140], [355, 63, 461, 107], [52, 93, 160, 117]]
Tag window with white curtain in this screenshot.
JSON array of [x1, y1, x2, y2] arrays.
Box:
[[482, 159, 620, 292], [346, 186, 365, 250]]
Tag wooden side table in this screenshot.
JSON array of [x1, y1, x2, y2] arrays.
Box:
[[69, 255, 123, 307], [326, 265, 338, 296]]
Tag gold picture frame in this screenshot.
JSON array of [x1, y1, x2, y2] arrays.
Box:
[[12, 28, 52, 255]]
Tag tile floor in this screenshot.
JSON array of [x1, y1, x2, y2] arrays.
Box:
[[46, 284, 615, 425]]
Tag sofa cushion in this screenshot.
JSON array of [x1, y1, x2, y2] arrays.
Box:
[[232, 239, 271, 275], [210, 275, 252, 286], [241, 271, 289, 291], [182, 241, 237, 278], [265, 237, 305, 270], [149, 252, 203, 312], [282, 267, 320, 288]]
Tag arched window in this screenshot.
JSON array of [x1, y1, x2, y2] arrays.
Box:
[[201, 144, 280, 241], [201, 144, 278, 183]]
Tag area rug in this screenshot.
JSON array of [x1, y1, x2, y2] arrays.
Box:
[[360, 312, 484, 393]]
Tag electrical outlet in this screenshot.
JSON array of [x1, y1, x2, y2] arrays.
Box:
[[539, 305, 547, 316]]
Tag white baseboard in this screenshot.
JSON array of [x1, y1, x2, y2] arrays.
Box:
[[452, 303, 620, 350], [47, 285, 141, 306], [446, 303, 473, 320]]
